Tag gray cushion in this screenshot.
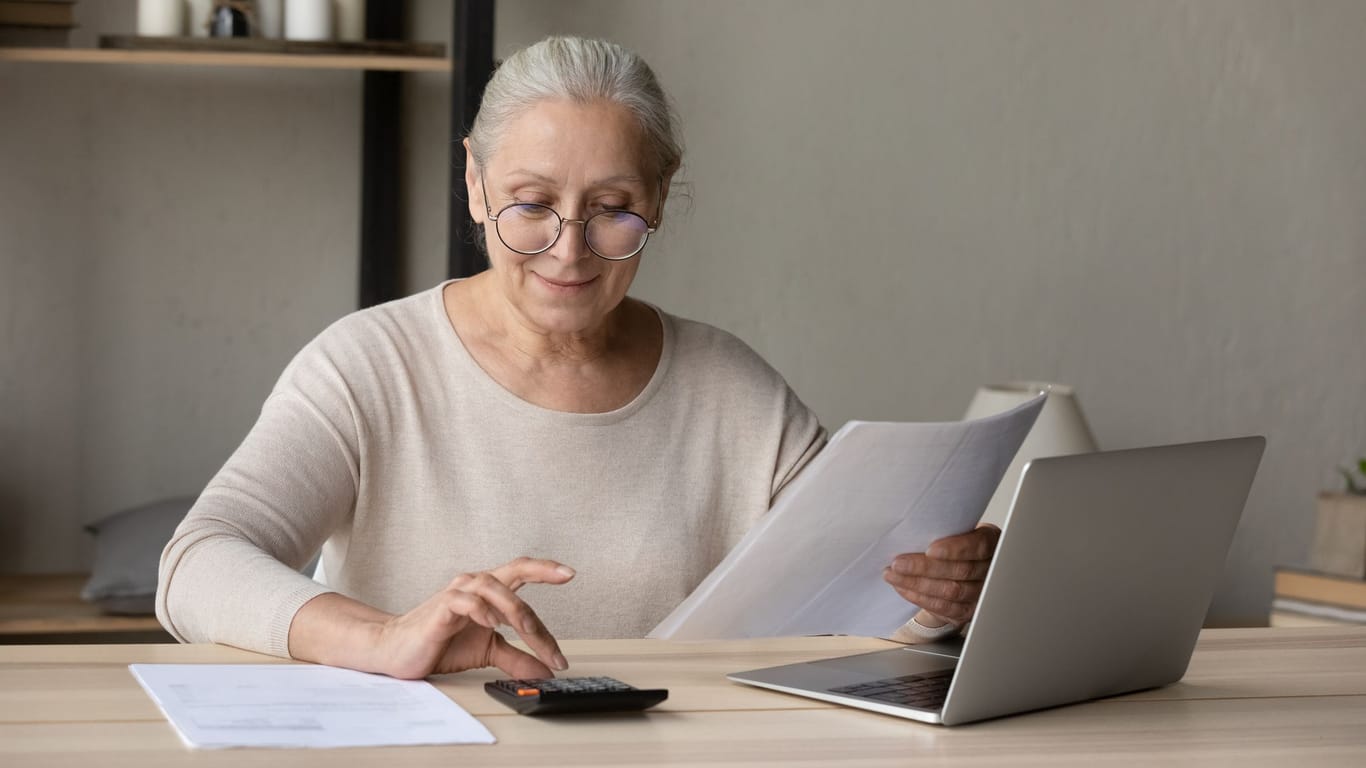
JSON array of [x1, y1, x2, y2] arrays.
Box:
[[81, 497, 195, 615]]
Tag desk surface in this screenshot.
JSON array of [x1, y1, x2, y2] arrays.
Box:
[[3, 628, 1365, 766]]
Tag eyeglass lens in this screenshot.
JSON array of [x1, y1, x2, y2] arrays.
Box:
[[497, 204, 650, 259]]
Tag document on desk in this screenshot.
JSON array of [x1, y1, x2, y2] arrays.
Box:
[[129, 664, 496, 749], [650, 396, 1044, 640]]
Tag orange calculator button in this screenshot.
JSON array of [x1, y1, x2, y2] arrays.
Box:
[[516, 688, 540, 696]]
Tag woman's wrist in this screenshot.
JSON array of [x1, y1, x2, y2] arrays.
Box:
[[889, 609, 962, 644], [288, 592, 394, 673]]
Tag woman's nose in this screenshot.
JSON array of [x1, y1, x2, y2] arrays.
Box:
[[549, 217, 591, 263]]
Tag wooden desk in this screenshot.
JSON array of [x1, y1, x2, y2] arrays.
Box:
[[2, 628, 1364, 766]]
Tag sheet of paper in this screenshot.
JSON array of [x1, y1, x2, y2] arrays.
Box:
[[129, 664, 495, 750], [650, 395, 1044, 640]]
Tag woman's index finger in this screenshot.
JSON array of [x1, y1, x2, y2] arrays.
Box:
[[489, 557, 576, 590]]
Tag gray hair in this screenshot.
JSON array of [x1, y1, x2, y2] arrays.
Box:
[[467, 36, 683, 179]]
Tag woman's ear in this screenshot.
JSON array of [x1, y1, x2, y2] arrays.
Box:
[[464, 138, 484, 223]]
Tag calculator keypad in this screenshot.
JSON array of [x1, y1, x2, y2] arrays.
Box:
[[493, 676, 634, 695], [485, 676, 669, 715]]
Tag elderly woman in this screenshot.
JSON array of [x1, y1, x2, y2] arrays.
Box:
[[157, 36, 998, 680]]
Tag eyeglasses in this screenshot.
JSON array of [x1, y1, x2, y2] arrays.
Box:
[[480, 176, 662, 261]]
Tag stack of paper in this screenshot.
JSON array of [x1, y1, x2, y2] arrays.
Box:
[[650, 396, 1044, 640], [130, 664, 495, 750]]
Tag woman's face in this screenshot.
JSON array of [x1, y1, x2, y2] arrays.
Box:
[[466, 98, 666, 337]]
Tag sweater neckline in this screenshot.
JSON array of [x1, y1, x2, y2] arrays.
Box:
[[429, 279, 675, 426]]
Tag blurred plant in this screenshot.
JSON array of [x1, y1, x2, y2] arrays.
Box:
[[1340, 458, 1366, 496]]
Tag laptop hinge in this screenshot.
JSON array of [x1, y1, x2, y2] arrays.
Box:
[[902, 637, 964, 659]]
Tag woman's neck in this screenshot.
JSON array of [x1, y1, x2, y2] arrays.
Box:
[[502, 307, 618, 369]]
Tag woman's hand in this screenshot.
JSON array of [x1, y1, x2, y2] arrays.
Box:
[[883, 524, 1001, 625], [289, 557, 575, 680]]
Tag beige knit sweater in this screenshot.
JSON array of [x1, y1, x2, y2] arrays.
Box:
[[156, 282, 827, 657]]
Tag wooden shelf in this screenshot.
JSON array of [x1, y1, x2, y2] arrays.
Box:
[[0, 46, 450, 72], [1, 0, 493, 309], [0, 573, 170, 643]]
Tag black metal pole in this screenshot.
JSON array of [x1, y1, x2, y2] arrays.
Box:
[[448, 0, 495, 279], [358, 2, 405, 308]]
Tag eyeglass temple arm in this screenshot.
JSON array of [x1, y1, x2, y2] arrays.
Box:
[[649, 178, 666, 229]]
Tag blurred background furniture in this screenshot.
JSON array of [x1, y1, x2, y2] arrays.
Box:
[[0, 573, 171, 644], [963, 382, 1098, 528]]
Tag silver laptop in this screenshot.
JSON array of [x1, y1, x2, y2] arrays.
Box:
[[728, 437, 1264, 726]]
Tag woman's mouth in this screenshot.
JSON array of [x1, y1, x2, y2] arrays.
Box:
[[535, 274, 599, 290]]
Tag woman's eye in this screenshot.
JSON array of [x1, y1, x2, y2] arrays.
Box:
[[511, 204, 553, 220]]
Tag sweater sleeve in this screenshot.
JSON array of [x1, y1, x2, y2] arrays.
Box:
[[678, 315, 827, 506], [769, 383, 828, 502], [156, 372, 360, 657]]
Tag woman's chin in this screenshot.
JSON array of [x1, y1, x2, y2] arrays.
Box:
[[492, 268, 631, 335], [521, 302, 613, 336]]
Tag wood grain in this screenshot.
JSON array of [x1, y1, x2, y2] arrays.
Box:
[[0, 47, 450, 72], [1, 629, 1363, 766]]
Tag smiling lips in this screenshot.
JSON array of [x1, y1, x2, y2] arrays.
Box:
[[536, 274, 599, 289]]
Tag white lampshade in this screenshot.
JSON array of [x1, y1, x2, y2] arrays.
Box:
[[964, 381, 1098, 528]]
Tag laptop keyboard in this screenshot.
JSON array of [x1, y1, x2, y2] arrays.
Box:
[[828, 668, 954, 710]]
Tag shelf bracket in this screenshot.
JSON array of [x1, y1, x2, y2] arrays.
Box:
[[358, 1, 405, 308], [448, 0, 495, 279]]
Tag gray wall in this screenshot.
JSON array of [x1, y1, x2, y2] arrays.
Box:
[[2, 1, 1364, 625], [1, 1, 358, 570]]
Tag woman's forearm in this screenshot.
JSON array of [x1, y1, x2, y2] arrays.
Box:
[[157, 524, 334, 655], [287, 592, 392, 673]]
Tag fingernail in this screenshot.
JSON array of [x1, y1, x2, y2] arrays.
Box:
[[553, 653, 569, 671], [556, 565, 576, 578]]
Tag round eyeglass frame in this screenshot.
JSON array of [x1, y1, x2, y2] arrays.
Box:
[[480, 175, 663, 261]]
